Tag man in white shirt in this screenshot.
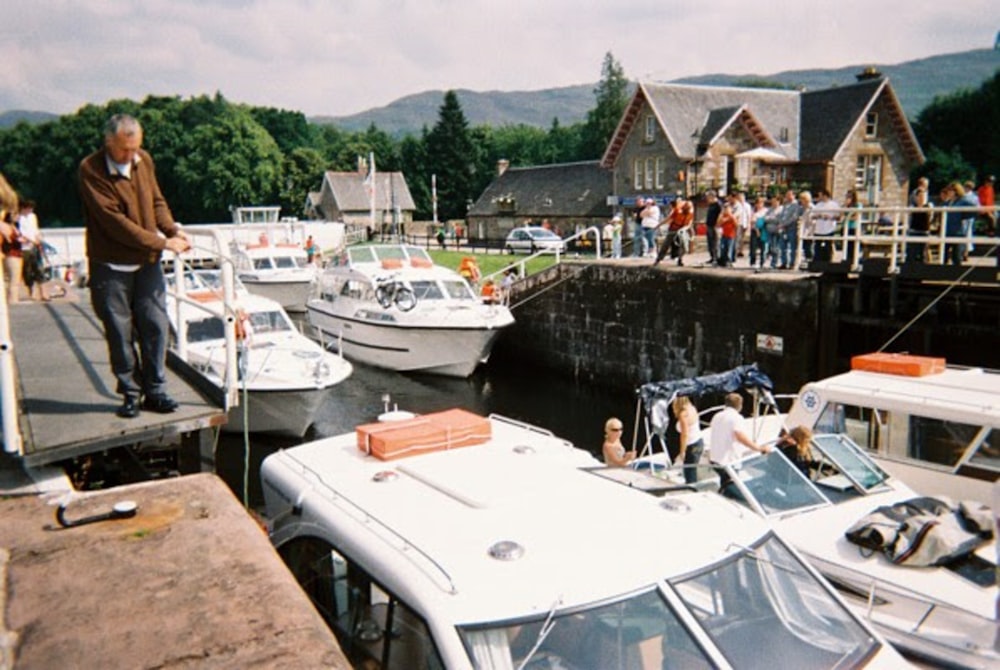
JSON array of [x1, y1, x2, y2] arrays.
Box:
[[811, 188, 840, 262], [640, 198, 661, 257], [709, 393, 770, 491]]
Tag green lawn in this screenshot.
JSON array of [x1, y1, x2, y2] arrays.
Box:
[[426, 249, 558, 278]]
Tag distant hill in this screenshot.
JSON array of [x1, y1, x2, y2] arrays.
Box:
[[316, 48, 999, 135], [0, 109, 58, 128]]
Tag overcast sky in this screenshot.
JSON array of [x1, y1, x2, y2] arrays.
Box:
[[2, 0, 996, 118]]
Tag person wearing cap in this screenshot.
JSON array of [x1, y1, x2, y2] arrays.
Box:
[[602, 417, 635, 466]]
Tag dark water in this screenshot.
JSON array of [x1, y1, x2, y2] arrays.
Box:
[[215, 361, 639, 508]]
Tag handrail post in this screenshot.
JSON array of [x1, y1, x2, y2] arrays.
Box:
[[213, 229, 239, 413], [0, 268, 22, 455]]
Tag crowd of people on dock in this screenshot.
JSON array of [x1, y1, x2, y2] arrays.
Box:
[[604, 175, 996, 270]]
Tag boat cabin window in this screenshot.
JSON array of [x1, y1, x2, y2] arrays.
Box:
[[442, 280, 476, 300], [671, 534, 879, 669], [814, 401, 990, 470], [409, 280, 444, 300], [247, 310, 292, 335], [459, 588, 713, 669], [187, 316, 225, 343], [272, 255, 301, 269], [339, 280, 369, 301], [252, 257, 274, 270], [278, 536, 445, 670], [349, 247, 377, 265]]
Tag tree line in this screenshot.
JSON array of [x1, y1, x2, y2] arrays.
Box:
[[0, 54, 627, 228], [0, 55, 994, 227]]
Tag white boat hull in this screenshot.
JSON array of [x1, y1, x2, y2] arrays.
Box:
[[224, 386, 330, 438], [308, 302, 507, 377], [237, 276, 313, 312]]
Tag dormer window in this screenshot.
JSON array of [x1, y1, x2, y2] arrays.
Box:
[[644, 116, 656, 142], [865, 112, 878, 138]]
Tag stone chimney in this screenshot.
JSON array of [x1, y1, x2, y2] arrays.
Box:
[[497, 159, 510, 176], [856, 67, 883, 82]]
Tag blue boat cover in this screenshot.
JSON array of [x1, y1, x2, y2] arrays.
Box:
[[637, 364, 774, 415]]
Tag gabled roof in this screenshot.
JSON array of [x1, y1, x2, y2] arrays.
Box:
[[322, 171, 416, 212], [800, 78, 924, 164], [468, 161, 611, 218], [603, 83, 800, 167], [603, 78, 924, 169]]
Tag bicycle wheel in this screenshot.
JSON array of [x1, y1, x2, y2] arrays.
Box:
[[394, 287, 417, 312], [375, 285, 393, 309]]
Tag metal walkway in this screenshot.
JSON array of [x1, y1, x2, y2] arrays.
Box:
[[5, 291, 225, 467]]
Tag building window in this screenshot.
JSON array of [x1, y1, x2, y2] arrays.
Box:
[[644, 158, 654, 189], [864, 112, 878, 138], [633, 159, 643, 189], [855, 155, 883, 200], [778, 127, 789, 143], [644, 115, 656, 142], [655, 157, 665, 189]]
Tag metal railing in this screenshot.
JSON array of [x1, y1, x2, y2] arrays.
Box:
[[796, 204, 998, 274]]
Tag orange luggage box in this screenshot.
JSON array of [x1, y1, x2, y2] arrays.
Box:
[[356, 408, 492, 460], [850, 352, 945, 377]]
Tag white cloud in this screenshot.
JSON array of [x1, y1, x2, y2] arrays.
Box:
[[0, 0, 995, 117]]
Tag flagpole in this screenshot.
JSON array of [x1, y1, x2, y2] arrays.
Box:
[[432, 174, 438, 226], [369, 152, 376, 233]]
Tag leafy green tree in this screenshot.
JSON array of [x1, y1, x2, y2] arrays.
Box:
[[914, 71, 1000, 182], [579, 52, 629, 160], [250, 107, 316, 153], [280, 147, 328, 217], [424, 91, 477, 221], [399, 133, 431, 219], [173, 106, 284, 221]]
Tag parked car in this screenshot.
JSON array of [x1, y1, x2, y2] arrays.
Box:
[[504, 226, 566, 254]]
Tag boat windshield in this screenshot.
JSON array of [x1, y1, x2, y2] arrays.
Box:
[[458, 588, 713, 669], [185, 309, 291, 343], [409, 280, 444, 300], [442, 280, 476, 300], [458, 535, 878, 669], [671, 534, 879, 668], [272, 254, 306, 269], [810, 433, 889, 492], [725, 452, 831, 517]]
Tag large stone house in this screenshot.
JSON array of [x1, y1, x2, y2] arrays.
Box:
[[467, 160, 612, 241], [308, 165, 416, 231], [601, 72, 924, 209]]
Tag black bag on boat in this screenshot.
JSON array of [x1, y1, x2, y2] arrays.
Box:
[[844, 496, 991, 567]]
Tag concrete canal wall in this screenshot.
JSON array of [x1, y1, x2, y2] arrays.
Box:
[[492, 261, 1000, 393]]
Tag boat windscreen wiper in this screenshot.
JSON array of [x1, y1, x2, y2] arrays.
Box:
[[515, 596, 562, 670]]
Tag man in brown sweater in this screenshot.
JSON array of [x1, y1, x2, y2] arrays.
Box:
[[79, 114, 190, 418]]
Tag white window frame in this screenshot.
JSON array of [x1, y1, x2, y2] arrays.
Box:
[[633, 159, 643, 190], [655, 157, 665, 189], [644, 115, 656, 142], [864, 112, 878, 138], [644, 158, 654, 190]]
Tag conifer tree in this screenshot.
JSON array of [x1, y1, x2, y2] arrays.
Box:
[[580, 52, 629, 160], [424, 91, 478, 221]]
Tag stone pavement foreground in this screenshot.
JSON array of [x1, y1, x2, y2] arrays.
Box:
[[0, 473, 349, 669]]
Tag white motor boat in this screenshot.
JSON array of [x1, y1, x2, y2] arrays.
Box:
[[229, 235, 317, 312], [166, 269, 352, 437], [306, 245, 514, 377], [261, 407, 909, 669], [630, 366, 999, 669]]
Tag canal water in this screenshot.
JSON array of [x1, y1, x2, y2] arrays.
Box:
[[214, 360, 640, 509]]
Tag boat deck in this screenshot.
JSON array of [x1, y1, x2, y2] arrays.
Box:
[[4, 289, 226, 467]]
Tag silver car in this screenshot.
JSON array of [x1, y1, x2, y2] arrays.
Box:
[[504, 226, 566, 254]]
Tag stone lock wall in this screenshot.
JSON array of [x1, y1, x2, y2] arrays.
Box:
[[492, 264, 821, 394]]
